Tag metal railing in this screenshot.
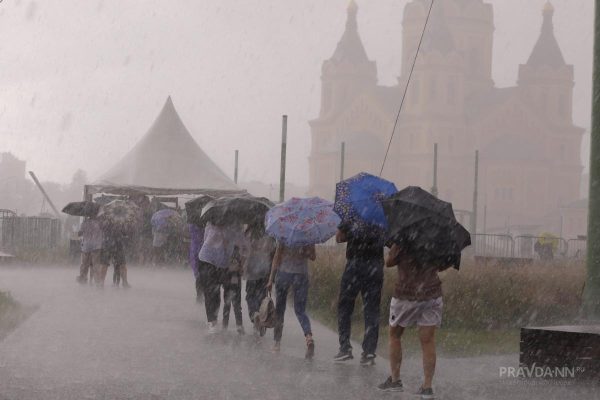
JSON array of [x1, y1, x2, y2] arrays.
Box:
[[472, 233, 514, 258], [567, 239, 587, 260]]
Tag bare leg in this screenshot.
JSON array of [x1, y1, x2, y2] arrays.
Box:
[[389, 326, 404, 382], [418, 326, 437, 389]]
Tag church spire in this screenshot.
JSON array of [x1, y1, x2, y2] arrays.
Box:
[[526, 1, 566, 68], [329, 1, 370, 65]]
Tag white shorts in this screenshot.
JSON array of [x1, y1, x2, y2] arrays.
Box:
[[389, 297, 443, 328]]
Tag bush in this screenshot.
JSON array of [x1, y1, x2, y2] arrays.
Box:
[[308, 246, 585, 355]]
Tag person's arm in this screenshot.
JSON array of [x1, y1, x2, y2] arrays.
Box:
[[267, 243, 284, 291], [335, 229, 347, 243], [385, 244, 401, 268]]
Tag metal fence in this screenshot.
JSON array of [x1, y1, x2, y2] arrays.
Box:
[[567, 239, 587, 260], [472, 234, 514, 258], [0, 215, 61, 251], [471, 233, 585, 262]]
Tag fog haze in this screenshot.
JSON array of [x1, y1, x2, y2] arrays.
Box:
[[0, 0, 593, 185]]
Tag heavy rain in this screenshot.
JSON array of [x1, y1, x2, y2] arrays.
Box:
[[0, 1, 598, 399]]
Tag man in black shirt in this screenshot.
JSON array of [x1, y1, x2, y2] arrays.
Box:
[[333, 222, 384, 366]]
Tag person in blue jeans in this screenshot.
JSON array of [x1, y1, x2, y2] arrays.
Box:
[[333, 222, 384, 366], [267, 243, 316, 359]]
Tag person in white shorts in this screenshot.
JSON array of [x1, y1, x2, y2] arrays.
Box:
[[377, 243, 446, 400]]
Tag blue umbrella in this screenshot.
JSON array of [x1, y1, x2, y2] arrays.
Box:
[[265, 197, 341, 246], [334, 172, 397, 234]]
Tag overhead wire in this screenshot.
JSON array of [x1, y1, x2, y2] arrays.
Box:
[[379, 0, 436, 176]]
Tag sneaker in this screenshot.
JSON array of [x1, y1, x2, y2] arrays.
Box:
[[416, 387, 435, 399], [207, 321, 218, 335], [333, 349, 353, 363], [305, 337, 315, 360], [237, 325, 245, 335], [76, 276, 87, 284], [272, 341, 281, 353], [359, 353, 376, 367], [377, 377, 403, 392]]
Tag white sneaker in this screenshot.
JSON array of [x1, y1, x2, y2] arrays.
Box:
[[207, 321, 218, 335]]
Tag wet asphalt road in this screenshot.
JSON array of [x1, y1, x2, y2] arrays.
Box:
[[0, 266, 596, 400]]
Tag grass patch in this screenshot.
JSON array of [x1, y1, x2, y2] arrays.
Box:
[[308, 246, 584, 357]]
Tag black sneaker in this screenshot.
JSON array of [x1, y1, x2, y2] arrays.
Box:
[[333, 349, 353, 363], [416, 387, 435, 399], [359, 353, 376, 366], [377, 377, 403, 392]]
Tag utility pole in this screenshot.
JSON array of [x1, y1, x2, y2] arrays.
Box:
[[28, 171, 60, 218], [583, 0, 600, 319], [340, 142, 346, 181], [483, 203, 487, 235], [472, 150, 479, 235], [279, 115, 288, 203], [234, 150, 239, 185], [431, 143, 439, 197]]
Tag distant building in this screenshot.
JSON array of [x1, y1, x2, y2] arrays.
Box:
[[308, 1, 584, 235]]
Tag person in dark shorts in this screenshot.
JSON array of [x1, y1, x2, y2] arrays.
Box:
[[99, 227, 130, 288], [333, 222, 385, 366]]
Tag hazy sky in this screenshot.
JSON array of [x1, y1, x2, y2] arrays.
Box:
[[0, 0, 593, 185]]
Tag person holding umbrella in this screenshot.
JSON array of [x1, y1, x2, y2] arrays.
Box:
[[96, 200, 142, 288], [62, 201, 103, 285], [185, 196, 213, 302], [332, 173, 397, 366], [265, 197, 341, 359], [377, 187, 470, 398]]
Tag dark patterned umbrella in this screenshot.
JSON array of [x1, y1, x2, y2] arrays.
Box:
[[185, 196, 214, 227], [200, 196, 271, 227], [62, 201, 101, 217], [98, 200, 142, 232], [382, 186, 471, 270]]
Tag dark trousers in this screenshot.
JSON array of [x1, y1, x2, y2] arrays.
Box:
[[245, 277, 268, 321], [195, 276, 203, 302], [200, 261, 226, 323], [337, 258, 383, 355], [222, 271, 243, 328]]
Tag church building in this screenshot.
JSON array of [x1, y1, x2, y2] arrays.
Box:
[[308, 0, 584, 236]]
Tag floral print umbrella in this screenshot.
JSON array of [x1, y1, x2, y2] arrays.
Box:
[[265, 197, 341, 246]]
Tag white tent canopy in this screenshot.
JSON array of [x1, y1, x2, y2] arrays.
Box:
[[98, 97, 236, 190]]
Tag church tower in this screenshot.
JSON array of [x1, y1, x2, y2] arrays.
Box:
[[318, 0, 377, 117], [401, 0, 494, 97], [518, 2, 574, 125]]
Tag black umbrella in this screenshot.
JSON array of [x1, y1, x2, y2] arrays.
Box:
[[185, 195, 214, 226], [200, 196, 271, 227], [62, 201, 101, 217], [382, 186, 471, 270]]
